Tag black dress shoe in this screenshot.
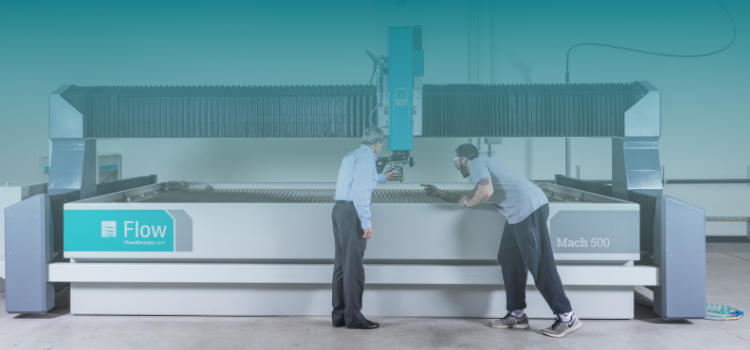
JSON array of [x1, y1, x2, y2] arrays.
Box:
[[332, 320, 345, 328], [346, 319, 379, 329]]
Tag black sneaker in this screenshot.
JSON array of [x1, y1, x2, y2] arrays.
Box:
[[489, 312, 529, 329], [542, 313, 582, 338]]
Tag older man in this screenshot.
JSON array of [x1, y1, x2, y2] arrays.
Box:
[[422, 143, 581, 338], [331, 127, 398, 330]]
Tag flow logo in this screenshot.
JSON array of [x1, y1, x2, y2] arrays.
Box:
[[395, 88, 408, 106], [101, 221, 117, 238], [66, 210, 193, 252]]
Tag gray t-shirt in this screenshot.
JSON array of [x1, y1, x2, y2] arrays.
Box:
[[469, 156, 548, 224]]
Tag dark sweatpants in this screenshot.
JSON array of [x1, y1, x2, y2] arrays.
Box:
[[331, 201, 368, 327], [498, 203, 572, 314]]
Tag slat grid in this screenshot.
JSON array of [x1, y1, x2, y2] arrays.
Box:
[[137, 189, 468, 204], [422, 83, 648, 137], [61, 83, 647, 139]]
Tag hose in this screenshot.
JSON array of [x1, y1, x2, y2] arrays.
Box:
[[565, 1, 736, 83], [368, 107, 377, 127], [705, 303, 744, 321]]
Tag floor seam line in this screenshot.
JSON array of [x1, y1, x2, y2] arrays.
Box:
[[437, 320, 448, 348], [721, 252, 750, 263]]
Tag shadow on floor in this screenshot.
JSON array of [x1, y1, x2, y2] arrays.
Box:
[[13, 286, 70, 320], [633, 289, 696, 325]]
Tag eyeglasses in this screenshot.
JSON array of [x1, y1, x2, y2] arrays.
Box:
[[453, 157, 461, 167]]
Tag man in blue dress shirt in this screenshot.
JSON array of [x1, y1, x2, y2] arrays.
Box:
[[331, 126, 398, 330]]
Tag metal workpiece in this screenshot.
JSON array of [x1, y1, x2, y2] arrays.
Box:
[[4, 194, 55, 314], [652, 195, 706, 320]]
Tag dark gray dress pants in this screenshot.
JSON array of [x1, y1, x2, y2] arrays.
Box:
[[497, 203, 572, 314], [331, 201, 368, 327]]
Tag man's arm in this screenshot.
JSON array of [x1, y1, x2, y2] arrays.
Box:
[[421, 184, 476, 204], [464, 177, 494, 208], [439, 189, 476, 203], [352, 156, 375, 230]]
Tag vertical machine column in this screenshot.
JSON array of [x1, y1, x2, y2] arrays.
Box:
[[386, 26, 415, 152], [48, 85, 98, 198], [612, 81, 663, 198]]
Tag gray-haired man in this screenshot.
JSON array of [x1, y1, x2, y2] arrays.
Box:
[[331, 127, 399, 329]]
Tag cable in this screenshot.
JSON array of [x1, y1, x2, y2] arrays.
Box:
[[366, 50, 381, 85], [565, 1, 736, 83], [368, 106, 377, 127], [705, 303, 745, 321]]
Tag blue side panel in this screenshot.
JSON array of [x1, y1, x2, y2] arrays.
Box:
[[387, 27, 414, 151], [5, 194, 55, 314]]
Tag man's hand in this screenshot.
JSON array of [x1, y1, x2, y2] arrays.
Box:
[[421, 184, 439, 196], [363, 228, 374, 239], [386, 172, 401, 182], [459, 195, 470, 207]]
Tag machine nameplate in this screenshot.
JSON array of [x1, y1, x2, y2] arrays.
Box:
[[395, 88, 408, 106], [65, 210, 192, 252], [549, 210, 639, 254]]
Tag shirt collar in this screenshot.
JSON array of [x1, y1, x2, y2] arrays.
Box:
[[359, 144, 377, 160]]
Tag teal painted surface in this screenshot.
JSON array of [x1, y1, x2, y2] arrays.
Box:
[[386, 26, 414, 152], [65, 210, 174, 252], [413, 50, 424, 76]]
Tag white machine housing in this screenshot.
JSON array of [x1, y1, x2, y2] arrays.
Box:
[[52, 182, 658, 319]]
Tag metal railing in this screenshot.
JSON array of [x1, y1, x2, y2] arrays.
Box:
[[554, 175, 612, 197], [706, 216, 750, 239], [97, 175, 157, 196]]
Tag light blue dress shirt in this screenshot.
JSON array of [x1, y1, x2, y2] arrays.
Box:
[[334, 144, 387, 229]]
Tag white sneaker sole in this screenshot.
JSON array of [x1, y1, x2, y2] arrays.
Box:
[[542, 320, 582, 338], [489, 321, 530, 329]]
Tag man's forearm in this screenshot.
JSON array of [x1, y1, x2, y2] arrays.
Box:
[[465, 190, 487, 207], [438, 189, 476, 203]]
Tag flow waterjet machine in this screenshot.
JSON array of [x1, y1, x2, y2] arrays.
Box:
[[4, 26, 706, 320]]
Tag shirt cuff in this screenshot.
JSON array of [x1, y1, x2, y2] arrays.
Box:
[[361, 220, 372, 230], [378, 174, 387, 183]]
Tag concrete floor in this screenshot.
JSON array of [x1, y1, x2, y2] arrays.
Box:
[[0, 243, 748, 350]]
